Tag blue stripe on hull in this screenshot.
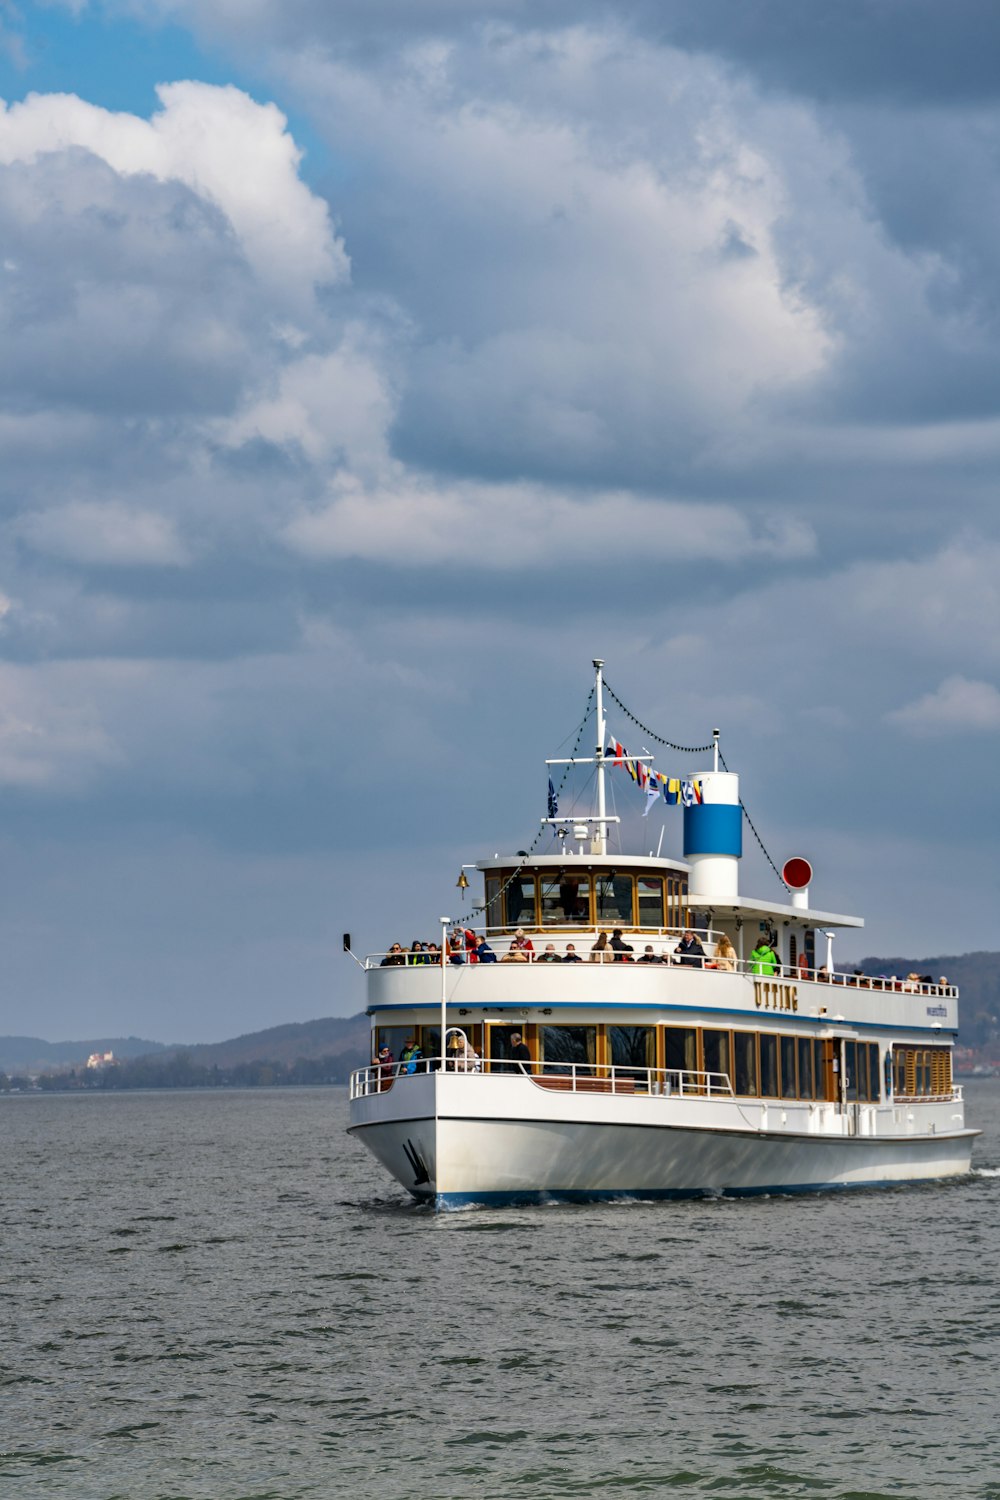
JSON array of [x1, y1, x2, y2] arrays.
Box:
[[430, 1177, 952, 1210]]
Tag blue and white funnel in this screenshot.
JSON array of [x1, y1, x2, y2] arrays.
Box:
[[683, 771, 742, 901]]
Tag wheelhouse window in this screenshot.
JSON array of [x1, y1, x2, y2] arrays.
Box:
[[484, 876, 503, 931], [595, 874, 634, 926], [505, 876, 537, 929], [540, 873, 591, 925], [538, 1026, 596, 1075], [637, 878, 664, 929], [666, 875, 689, 929]]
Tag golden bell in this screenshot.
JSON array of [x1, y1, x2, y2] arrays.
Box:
[[456, 870, 470, 890]]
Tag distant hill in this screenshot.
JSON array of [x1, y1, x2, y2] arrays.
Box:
[[1, 1013, 371, 1090], [157, 1014, 369, 1071], [0, 1034, 167, 1075], [858, 951, 1000, 1049]]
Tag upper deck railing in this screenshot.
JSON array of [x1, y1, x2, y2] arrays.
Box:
[[365, 933, 956, 998]]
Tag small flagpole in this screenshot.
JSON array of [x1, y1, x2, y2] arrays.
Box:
[[440, 916, 449, 1073], [594, 658, 607, 855]]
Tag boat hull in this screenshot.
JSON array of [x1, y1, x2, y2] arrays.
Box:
[[348, 1075, 977, 1208]]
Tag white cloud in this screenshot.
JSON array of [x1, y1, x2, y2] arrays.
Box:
[[215, 336, 394, 470], [15, 501, 190, 566], [283, 474, 816, 568], [886, 675, 1000, 736], [0, 82, 347, 305]]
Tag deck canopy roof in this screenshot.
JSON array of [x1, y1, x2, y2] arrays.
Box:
[[695, 896, 864, 930]]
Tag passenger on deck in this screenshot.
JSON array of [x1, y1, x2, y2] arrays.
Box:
[[374, 1044, 394, 1086], [610, 929, 634, 961], [512, 928, 535, 958], [475, 935, 497, 963], [816, 965, 831, 982], [501, 941, 529, 963], [749, 939, 778, 975], [563, 944, 582, 962], [712, 935, 737, 971], [590, 931, 614, 963], [426, 941, 441, 962], [450, 1036, 481, 1072], [537, 944, 562, 963], [638, 945, 660, 964], [674, 930, 706, 967], [400, 1037, 422, 1074], [509, 1032, 532, 1071], [381, 944, 405, 967], [407, 941, 428, 965], [448, 931, 465, 965]]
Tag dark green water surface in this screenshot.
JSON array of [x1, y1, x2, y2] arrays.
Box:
[[2, 1082, 999, 1499]]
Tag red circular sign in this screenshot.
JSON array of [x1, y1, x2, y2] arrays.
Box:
[[782, 857, 813, 889]]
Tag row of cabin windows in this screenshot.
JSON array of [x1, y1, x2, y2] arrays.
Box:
[[486, 871, 689, 931], [373, 1023, 889, 1102], [891, 1047, 953, 1097]]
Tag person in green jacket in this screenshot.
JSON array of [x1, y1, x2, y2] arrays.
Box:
[[750, 940, 779, 975]]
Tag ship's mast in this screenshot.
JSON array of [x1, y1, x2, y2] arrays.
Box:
[[594, 658, 608, 855]]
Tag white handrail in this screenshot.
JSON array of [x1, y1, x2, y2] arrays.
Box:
[[348, 1057, 735, 1099], [364, 945, 957, 996]]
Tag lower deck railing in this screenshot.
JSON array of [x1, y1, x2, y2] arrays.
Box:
[[350, 1057, 733, 1100], [349, 1059, 964, 1106]]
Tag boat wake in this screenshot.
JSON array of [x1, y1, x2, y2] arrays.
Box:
[[972, 1166, 1000, 1177]]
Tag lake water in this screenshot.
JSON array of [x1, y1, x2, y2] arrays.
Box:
[[3, 1082, 999, 1500]]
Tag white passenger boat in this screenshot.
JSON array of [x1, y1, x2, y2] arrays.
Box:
[[346, 661, 977, 1208]]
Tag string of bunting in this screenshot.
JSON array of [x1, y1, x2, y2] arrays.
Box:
[[603, 678, 789, 893], [457, 687, 596, 925], [601, 680, 716, 753]]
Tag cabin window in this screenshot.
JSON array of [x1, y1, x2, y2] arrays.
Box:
[[759, 1034, 779, 1098], [538, 1026, 596, 1075], [702, 1029, 731, 1087], [609, 1026, 656, 1079], [780, 1036, 797, 1099], [892, 1046, 952, 1098], [733, 1032, 758, 1095], [845, 1041, 858, 1101], [637, 878, 665, 928], [486, 1024, 531, 1073], [662, 1026, 697, 1077], [931, 1050, 950, 1094], [595, 873, 634, 926], [505, 876, 537, 929], [797, 1037, 817, 1100], [540, 873, 590, 925]]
